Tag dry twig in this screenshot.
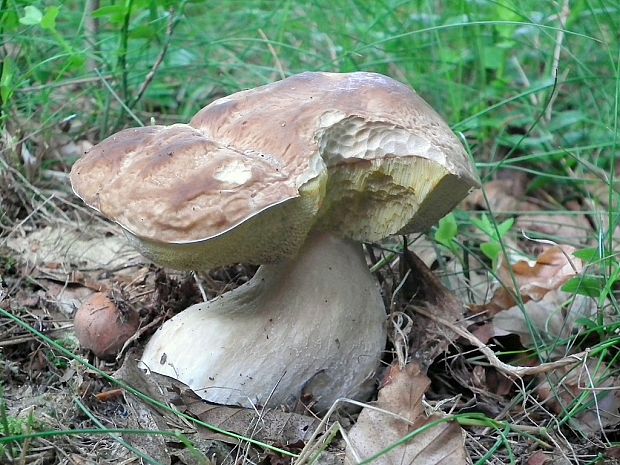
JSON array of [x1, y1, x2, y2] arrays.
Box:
[[258, 28, 286, 80], [130, 8, 181, 109], [412, 306, 588, 377]]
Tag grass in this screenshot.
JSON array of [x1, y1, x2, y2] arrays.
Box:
[[1, 0, 619, 463]]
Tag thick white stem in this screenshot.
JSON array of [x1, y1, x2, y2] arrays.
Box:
[[140, 233, 386, 412]]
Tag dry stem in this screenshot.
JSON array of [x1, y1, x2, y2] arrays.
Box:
[[412, 306, 588, 377]]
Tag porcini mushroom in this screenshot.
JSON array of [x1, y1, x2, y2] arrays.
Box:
[[71, 72, 478, 411]]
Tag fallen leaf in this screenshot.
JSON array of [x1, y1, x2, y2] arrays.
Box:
[[345, 363, 468, 465], [480, 366, 514, 398], [537, 360, 620, 433], [58, 138, 93, 159], [43, 280, 97, 317], [497, 245, 583, 305], [466, 177, 592, 244], [115, 353, 320, 449], [471, 322, 507, 344], [527, 450, 573, 465], [471, 245, 583, 318], [180, 389, 320, 445], [527, 451, 551, 465], [123, 392, 172, 465], [517, 208, 591, 244], [606, 446, 620, 459], [492, 289, 594, 356], [475, 246, 596, 356], [399, 251, 464, 368], [6, 224, 144, 271], [408, 235, 439, 269], [465, 176, 526, 213], [579, 173, 620, 236]]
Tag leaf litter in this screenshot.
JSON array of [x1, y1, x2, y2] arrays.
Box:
[[1, 141, 618, 463], [473, 245, 597, 354], [346, 363, 468, 465]]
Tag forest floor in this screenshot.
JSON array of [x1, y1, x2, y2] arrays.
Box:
[[1, 1, 619, 464]]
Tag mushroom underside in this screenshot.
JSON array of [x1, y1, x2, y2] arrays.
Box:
[[140, 233, 387, 412]]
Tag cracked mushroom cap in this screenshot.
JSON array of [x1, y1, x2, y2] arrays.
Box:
[[71, 72, 478, 270]]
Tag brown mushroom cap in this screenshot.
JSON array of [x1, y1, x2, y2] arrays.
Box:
[[71, 125, 298, 242], [71, 72, 478, 269], [192, 72, 472, 187], [191, 72, 477, 239], [71, 124, 324, 268], [73, 292, 139, 360]]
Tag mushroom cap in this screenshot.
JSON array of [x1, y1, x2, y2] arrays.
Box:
[[71, 72, 478, 269], [191, 72, 478, 240], [73, 292, 139, 360], [71, 124, 323, 268]]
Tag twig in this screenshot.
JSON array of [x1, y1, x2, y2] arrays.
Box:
[[130, 8, 180, 109], [96, 70, 144, 127], [545, 0, 570, 122], [116, 315, 164, 361], [411, 306, 588, 377], [0, 325, 74, 348], [258, 29, 286, 80]]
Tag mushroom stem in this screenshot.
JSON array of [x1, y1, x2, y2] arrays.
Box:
[[140, 232, 386, 412]]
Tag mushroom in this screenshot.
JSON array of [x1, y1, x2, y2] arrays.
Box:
[[70, 72, 478, 411], [74, 292, 139, 361]]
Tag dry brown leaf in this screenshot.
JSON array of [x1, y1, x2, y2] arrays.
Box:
[[43, 281, 97, 317], [115, 353, 319, 449], [537, 360, 620, 434], [527, 450, 573, 465], [527, 451, 552, 465], [581, 174, 620, 244], [401, 251, 465, 368], [606, 446, 620, 460], [58, 138, 93, 159], [6, 224, 144, 271], [123, 393, 173, 465], [179, 390, 320, 445], [345, 363, 468, 465], [497, 245, 583, 305], [478, 366, 514, 397], [471, 322, 504, 344], [517, 208, 591, 244], [580, 171, 620, 212], [474, 246, 595, 356], [492, 289, 594, 355], [465, 176, 527, 213], [408, 235, 439, 269]]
